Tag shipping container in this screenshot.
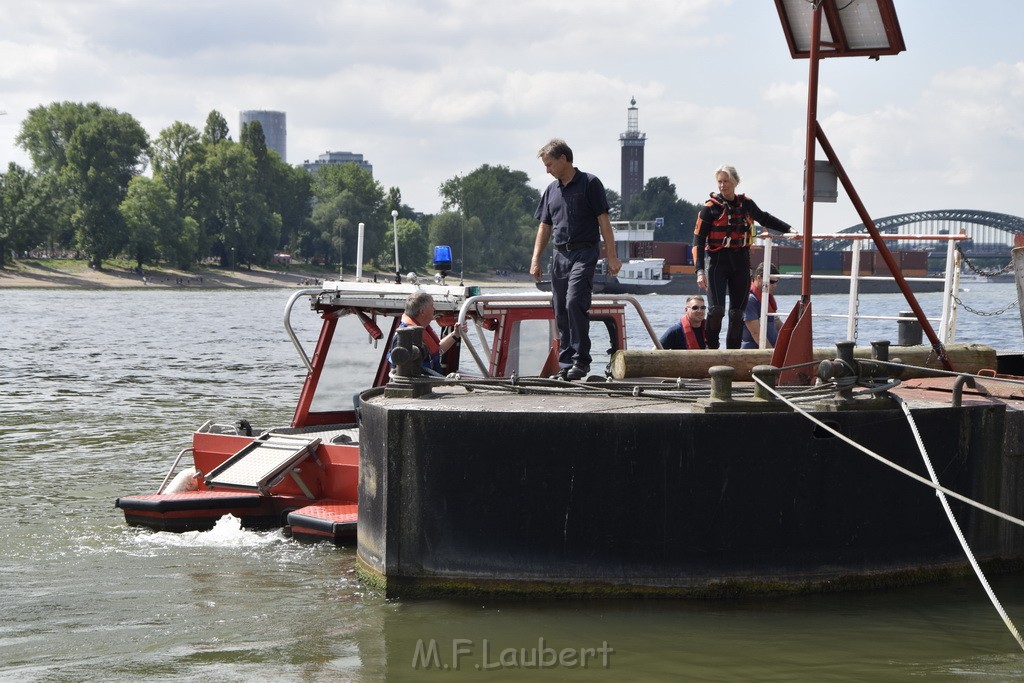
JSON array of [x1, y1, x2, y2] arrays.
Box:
[[874, 255, 894, 276], [630, 241, 692, 265], [901, 251, 929, 270], [812, 251, 843, 270], [651, 242, 690, 265], [841, 250, 874, 275], [776, 246, 803, 267], [630, 241, 652, 259], [749, 246, 781, 268]]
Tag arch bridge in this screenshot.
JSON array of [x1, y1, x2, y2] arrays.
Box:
[[793, 210, 1024, 254]]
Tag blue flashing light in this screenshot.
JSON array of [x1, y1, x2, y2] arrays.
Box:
[[433, 245, 453, 274]]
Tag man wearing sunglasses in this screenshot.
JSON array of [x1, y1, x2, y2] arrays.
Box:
[[741, 263, 781, 349], [658, 295, 708, 350]]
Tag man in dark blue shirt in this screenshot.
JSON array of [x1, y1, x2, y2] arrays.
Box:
[[741, 263, 780, 349], [530, 139, 621, 380], [659, 295, 708, 350]]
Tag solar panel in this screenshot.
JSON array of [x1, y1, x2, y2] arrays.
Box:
[[775, 0, 905, 59]]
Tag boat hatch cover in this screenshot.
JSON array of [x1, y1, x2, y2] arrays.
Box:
[[204, 434, 322, 497]]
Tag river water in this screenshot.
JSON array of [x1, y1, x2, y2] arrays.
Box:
[[1, 283, 1023, 682]]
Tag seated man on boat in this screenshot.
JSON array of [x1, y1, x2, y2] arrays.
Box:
[[390, 291, 461, 376], [658, 295, 708, 350], [741, 263, 780, 349]]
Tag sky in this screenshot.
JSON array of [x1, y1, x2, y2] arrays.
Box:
[[2, 1, 1024, 235]]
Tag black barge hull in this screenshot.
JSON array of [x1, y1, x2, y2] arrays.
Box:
[[356, 386, 1024, 598]]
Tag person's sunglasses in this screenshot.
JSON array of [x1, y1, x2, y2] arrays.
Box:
[[689, 305, 707, 310]]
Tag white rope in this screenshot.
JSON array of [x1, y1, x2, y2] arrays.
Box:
[[753, 374, 1024, 649], [896, 396, 1024, 652], [751, 376, 1024, 529]]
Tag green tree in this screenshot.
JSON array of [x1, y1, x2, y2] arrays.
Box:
[[240, 120, 269, 168], [63, 107, 150, 267], [626, 176, 702, 242], [15, 102, 99, 254], [176, 217, 200, 269], [241, 119, 312, 254], [34, 174, 73, 256], [121, 175, 184, 269], [16, 101, 104, 174], [275, 163, 313, 254], [305, 163, 386, 270], [381, 217, 429, 274], [151, 121, 203, 216], [606, 188, 622, 220], [202, 110, 231, 145], [193, 141, 276, 268], [0, 163, 51, 266], [438, 164, 539, 271], [17, 103, 148, 267]]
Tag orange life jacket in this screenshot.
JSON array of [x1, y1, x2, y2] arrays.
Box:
[[399, 314, 441, 370], [703, 193, 755, 252], [679, 314, 705, 350]]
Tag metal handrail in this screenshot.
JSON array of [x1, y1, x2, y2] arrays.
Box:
[[456, 292, 664, 376], [758, 232, 970, 344], [283, 288, 320, 373], [157, 447, 194, 494]]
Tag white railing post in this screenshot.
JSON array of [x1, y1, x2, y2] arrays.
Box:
[[356, 222, 365, 281], [759, 236, 773, 349], [846, 239, 862, 342], [1014, 247, 1024, 341], [939, 235, 958, 343]]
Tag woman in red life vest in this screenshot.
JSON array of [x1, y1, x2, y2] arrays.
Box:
[[658, 295, 708, 349], [693, 165, 791, 349]]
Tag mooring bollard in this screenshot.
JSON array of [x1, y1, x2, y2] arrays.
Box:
[[751, 365, 780, 401], [871, 340, 890, 362], [897, 311, 923, 346], [386, 326, 433, 398], [708, 365, 735, 402], [836, 340, 856, 367]]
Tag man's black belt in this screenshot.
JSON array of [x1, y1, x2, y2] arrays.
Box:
[[554, 241, 597, 252]]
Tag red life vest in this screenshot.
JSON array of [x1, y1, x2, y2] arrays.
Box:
[[401, 314, 441, 354], [399, 314, 441, 371], [749, 282, 778, 314], [704, 193, 754, 252], [679, 314, 705, 350]]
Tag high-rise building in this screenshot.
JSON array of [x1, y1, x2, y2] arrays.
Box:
[[619, 98, 646, 211], [239, 110, 287, 162], [301, 151, 373, 176]]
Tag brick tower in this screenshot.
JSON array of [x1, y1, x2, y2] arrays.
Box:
[[619, 97, 646, 212]]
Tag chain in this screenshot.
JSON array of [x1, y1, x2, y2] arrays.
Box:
[[956, 244, 1015, 277], [952, 292, 1020, 317]]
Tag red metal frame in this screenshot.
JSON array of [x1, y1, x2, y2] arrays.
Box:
[[772, 0, 950, 381]]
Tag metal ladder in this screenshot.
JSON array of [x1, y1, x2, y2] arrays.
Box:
[[204, 434, 322, 498]]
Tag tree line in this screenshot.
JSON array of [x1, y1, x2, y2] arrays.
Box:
[[0, 101, 702, 273]]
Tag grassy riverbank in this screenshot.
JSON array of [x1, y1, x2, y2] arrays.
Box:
[[0, 258, 534, 289]]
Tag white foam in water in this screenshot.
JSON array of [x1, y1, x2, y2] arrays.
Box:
[[134, 514, 288, 549]]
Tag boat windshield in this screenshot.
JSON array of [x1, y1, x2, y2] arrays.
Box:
[[308, 314, 394, 414], [497, 318, 555, 376]]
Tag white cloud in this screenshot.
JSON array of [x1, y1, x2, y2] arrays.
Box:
[[3, 0, 1024, 232]]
